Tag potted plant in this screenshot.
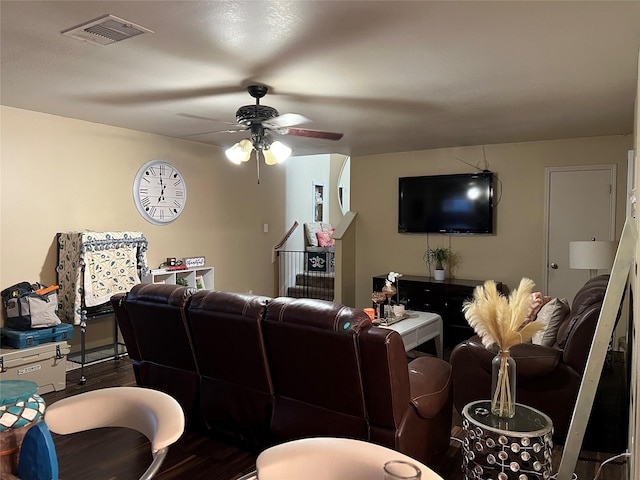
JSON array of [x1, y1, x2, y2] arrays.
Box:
[[424, 247, 451, 281]]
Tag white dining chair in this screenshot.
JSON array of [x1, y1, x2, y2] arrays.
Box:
[[37, 386, 185, 480], [251, 437, 445, 480]]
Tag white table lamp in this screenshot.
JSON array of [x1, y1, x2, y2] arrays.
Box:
[[569, 239, 617, 278]]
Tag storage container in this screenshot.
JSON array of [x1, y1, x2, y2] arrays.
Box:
[[0, 323, 74, 349], [0, 341, 70, 394]]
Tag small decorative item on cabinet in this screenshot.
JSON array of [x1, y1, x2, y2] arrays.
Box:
[[462, 278, 544, 418], [384, 271, 402, 304], [184, 256, 206, 268], [176, 278, 189, 287], [424, 247, 451, 281], [371, 291, 386, 321]]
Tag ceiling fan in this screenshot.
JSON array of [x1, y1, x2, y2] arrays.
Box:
[[191, 84, 344, 183], [186, 85, 343, 179], [232, 84, 344, 142]]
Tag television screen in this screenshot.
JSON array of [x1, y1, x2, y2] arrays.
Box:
[[398, 172, 494, 234]]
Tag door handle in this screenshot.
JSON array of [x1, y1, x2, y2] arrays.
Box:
[[550, 263, 558, 269]]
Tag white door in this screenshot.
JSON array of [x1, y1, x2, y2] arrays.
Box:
[[545, 165, 616, 302]]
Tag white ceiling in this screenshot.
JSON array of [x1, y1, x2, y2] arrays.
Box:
[[2, 1, 639, 157]]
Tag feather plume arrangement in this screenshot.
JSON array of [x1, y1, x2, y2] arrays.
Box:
[[462, 278, 545, 350]]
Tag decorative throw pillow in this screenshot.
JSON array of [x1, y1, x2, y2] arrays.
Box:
[[316, 229, 335, 247], [305, 223, 323, 247], [531, 297, 570, 347], [520, 292, 552, 329]]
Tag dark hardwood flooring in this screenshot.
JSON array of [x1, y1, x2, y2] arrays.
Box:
[[40, 357, 629, 480]]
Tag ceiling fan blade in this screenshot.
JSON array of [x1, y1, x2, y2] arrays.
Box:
[[264, 113, 311, 128], [177, 113, 240, 127], [284, 128, 344, 141], [182, 127, 247, 137]]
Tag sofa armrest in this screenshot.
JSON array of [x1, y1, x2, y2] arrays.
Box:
[[465, 335, 562, 379], [408, 356, 452, 420]]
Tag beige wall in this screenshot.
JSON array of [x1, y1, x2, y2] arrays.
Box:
[[351, 135, 632, 309], [0, 106, 288, 307], [629, 47, 639, 480], [1, 107, 633, 349]]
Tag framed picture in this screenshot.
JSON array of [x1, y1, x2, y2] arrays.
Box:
[[195, 275, 205, 290], [313, 181, 325, 222]]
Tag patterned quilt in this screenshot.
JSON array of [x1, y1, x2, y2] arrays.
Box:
[[57, 231, 149, 325]]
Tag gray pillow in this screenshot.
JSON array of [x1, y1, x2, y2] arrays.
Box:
[[531, 297, 570, 347]]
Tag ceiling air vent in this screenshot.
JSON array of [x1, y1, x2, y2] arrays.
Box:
[[61, 14, 154, 46]]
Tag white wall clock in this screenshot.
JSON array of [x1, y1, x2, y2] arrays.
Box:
[[133, 160, 186, 225]]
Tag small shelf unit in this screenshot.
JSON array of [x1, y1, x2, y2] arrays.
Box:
[[142, 266, 214, 290]]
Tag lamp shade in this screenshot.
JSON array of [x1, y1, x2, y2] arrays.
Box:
[[569, 240, 617, 270], [263, 140, 292, 165], [225, 139, 253, 164]]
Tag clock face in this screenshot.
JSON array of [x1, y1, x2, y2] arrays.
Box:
[[133, 160, 186, 225]]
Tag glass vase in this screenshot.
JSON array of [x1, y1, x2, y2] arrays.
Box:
[[491, 349, 516, 418]]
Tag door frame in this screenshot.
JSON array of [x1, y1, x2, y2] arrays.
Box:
[[543, 164, 617, 294]]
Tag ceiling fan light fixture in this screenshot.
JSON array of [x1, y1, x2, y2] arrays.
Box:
[[225, 139, 253, 164], [264, 140, 292, 165]]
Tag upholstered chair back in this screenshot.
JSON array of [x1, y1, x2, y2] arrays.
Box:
[[187, 290, 273, 446], [111, 293, 143, 383], [115, 283, 200, 426], [262, 297, 371, 442], [358, 326, 411, 439]]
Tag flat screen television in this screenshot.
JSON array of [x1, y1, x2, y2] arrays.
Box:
[[398, 172, 494, 234]]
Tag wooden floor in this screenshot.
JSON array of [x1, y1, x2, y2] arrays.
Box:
[[39, 357, 629, 480]]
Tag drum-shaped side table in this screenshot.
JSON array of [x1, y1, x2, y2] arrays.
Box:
[[461, 400, 553, 480], [0, 380, 46, 475]]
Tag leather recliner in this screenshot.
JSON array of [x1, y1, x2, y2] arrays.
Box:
[[187, 289, 274, 447], [449, 275, 609, 443], [262, 297, 453, 467], [111, 284, 201, 427]]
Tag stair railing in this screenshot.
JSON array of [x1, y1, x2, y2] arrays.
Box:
[[275, 250, 335, 301]]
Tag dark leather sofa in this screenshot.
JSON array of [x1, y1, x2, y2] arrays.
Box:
[[111, 284, 453, 469], [449, 275, 609, 443]]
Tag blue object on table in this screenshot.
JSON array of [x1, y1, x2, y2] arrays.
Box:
[[17, 421, 59, 480]]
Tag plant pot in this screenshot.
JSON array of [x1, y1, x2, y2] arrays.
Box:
[[434, 269, 446, 281]]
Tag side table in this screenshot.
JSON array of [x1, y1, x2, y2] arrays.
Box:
[[461, 400, 553, 480], [0, 380, 46, 474], [379, 311, 443, 358]]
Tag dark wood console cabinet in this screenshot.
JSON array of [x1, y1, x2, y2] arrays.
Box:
[[372, 275, 503, 349]]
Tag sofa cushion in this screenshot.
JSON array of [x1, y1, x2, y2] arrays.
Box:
[[532, 297, 570, 346], [267, 297, 371, 333]]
